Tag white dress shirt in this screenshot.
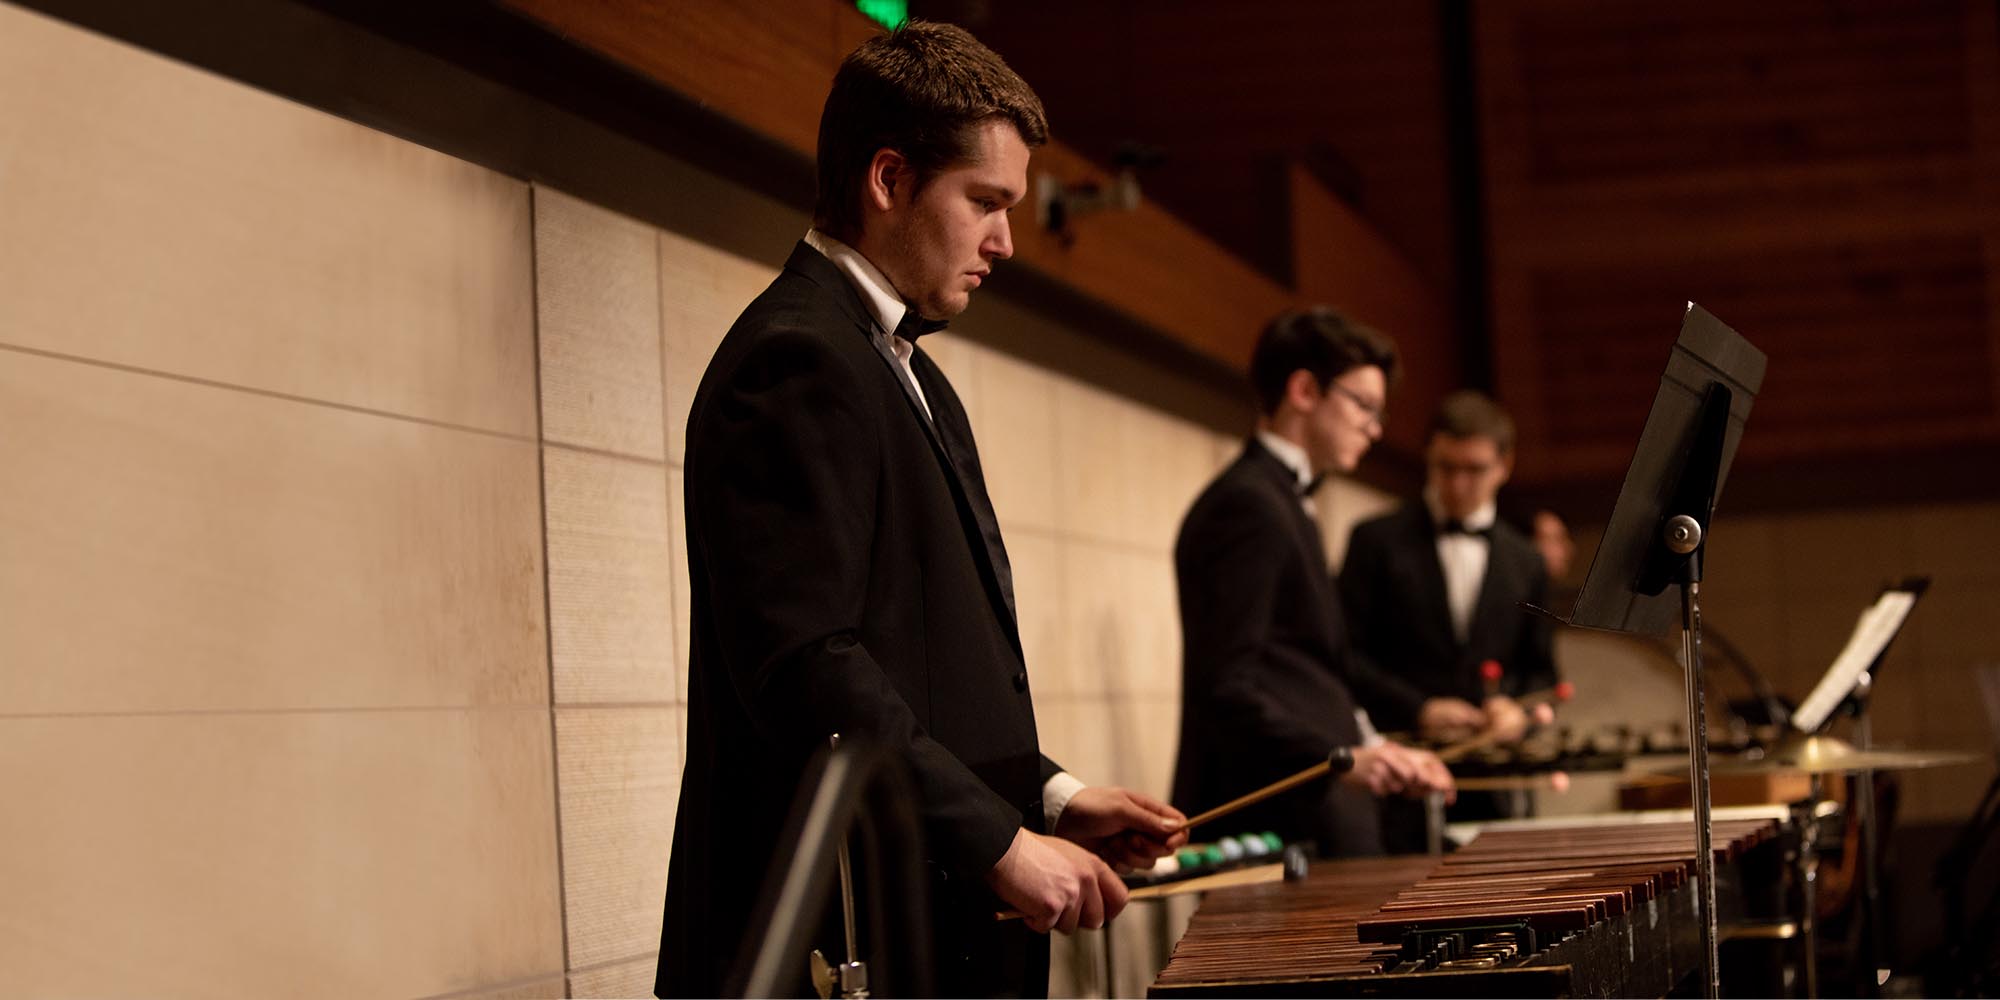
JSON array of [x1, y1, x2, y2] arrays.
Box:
[[802, 230, 1088, 828], [1428, 489, 1496, 645], [803, 229, 932, 421]]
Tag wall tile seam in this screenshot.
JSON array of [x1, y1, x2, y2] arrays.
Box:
[[553, 701, 686, 711], [0, 339, 540, 445], [409, 971, 570, 1000], [0, 704, 559, 720], [566, 950, 661, 976], [1030, 691, 1180, 705], [1013, 526, 1181, 560], [543, 438, 672, 468], [529, 183, 579, 983]]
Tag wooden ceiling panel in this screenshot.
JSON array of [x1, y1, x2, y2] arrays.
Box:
[[1514, 0, 1971, 183], [1529, 236, 1992, 457]]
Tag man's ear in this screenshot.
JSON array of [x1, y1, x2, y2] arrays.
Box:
[[1495, 448, 1516, 487], [863, 148, 911, 214], [1283, 368, 1321, 413]]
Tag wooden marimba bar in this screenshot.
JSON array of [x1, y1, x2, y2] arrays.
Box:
[[1150, 818, 1782, 998]]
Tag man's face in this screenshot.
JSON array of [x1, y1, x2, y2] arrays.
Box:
[[1301, 365, 1387, 476], [1426, 433, 1511, 520], [874, 119, 1029, 320]]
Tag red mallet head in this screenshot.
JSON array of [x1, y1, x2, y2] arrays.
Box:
[[1479, 660, 1503, 684], [1554, 681, 1576, 703]]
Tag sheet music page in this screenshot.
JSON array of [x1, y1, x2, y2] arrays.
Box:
[[1791, 590, 1918, 732]]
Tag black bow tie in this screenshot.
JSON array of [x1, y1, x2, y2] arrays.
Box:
[[1438, 519, 1493, 538], [1298, 475, 1325, 498], [893, 310, 949, 342]]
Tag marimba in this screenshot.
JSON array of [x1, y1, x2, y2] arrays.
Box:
[[1150, 817, 1782, 997]]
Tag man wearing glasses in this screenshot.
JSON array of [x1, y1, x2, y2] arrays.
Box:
[[1170, 308, 1453, 858]]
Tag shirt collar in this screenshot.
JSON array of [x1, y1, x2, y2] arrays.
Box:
[[1255, 430, 1314, 492], [1424, 486, 1496, 532], [803, 228, 907, 340]]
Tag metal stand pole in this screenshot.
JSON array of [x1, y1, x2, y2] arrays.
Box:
[[1791, 780, 1822, 999], [1103, 916, 1118, 999], [1669, 515, 1721, 1000], [829, 734, 869, 999], [1852, 672, 1886, 995], [1425, 791, 1447, 855]]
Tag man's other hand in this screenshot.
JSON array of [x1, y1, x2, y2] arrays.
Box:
[[1344, 742, 1456, 803], [1417, 696, 1486, 740], [1482, 695, 1532, 742], [1053, 786, 1189, 871]]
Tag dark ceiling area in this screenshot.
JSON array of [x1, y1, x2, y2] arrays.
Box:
[[949, 0, 2000, 514]]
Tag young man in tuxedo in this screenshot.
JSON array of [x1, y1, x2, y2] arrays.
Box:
[[1338, 391, 1559, 842], [656, 22, 1184, 999], [1172, 308, 1454, 859]]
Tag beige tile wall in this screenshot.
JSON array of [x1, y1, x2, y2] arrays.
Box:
[[0, 7, 560, 999]]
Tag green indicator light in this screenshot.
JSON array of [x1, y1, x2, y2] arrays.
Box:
[[855, 0, 908, 30]]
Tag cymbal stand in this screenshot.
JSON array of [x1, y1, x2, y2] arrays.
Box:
[[1850, 672, 1887, 995], [1787, 776, 1824, 999]]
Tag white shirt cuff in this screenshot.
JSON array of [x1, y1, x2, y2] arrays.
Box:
[[1042, 771, 1088, 830], [1354, 708, 1387, 749]]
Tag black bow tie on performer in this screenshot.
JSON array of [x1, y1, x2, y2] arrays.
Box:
[[1298, 474, 1325, 498], [894, 310, 949, 342], [1437, 519, 1493, 539]]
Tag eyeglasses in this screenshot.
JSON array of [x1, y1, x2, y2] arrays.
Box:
[[1326, 381, 1386, 430]]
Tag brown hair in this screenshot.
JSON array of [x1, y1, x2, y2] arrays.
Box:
[[1248, 307, 1399, 416], [1430, 390, 1516, 455], [813, 21, 1048, 241]]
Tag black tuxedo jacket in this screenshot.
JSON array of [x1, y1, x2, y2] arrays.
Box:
[[1337, 502, 1558, 732], [1170, 439, 1382, 858], [657, 243, 1056, 998]]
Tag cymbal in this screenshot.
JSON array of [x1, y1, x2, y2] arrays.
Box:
[[1704, 734, 1982, 775]]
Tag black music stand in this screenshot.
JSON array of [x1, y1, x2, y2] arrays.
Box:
[[1540, 302, 1767, 999]]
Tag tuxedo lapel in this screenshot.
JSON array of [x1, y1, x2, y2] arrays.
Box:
[[909, 350, 1021, 643], [1466, 531, 1522, 664], [1242, 440, 1332, 582], [1404, 509, 1459, 650]]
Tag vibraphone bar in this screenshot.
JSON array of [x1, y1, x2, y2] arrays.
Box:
[[1150, 818, 1781, 998]]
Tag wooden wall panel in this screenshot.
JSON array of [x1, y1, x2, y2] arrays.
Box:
[[976, 0, 1460, 296], [0, 3, 536, 436], [497, 0, 852, 156], [1478, 0, 2000, 493], [1290, 165, 1459, 453], [0, 350, 549, 715], [497, 0, 1447, 387], [1512, 0, 1971, 184]]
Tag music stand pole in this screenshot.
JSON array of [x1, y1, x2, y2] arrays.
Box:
[[1668, 514, 1721, 1000]]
